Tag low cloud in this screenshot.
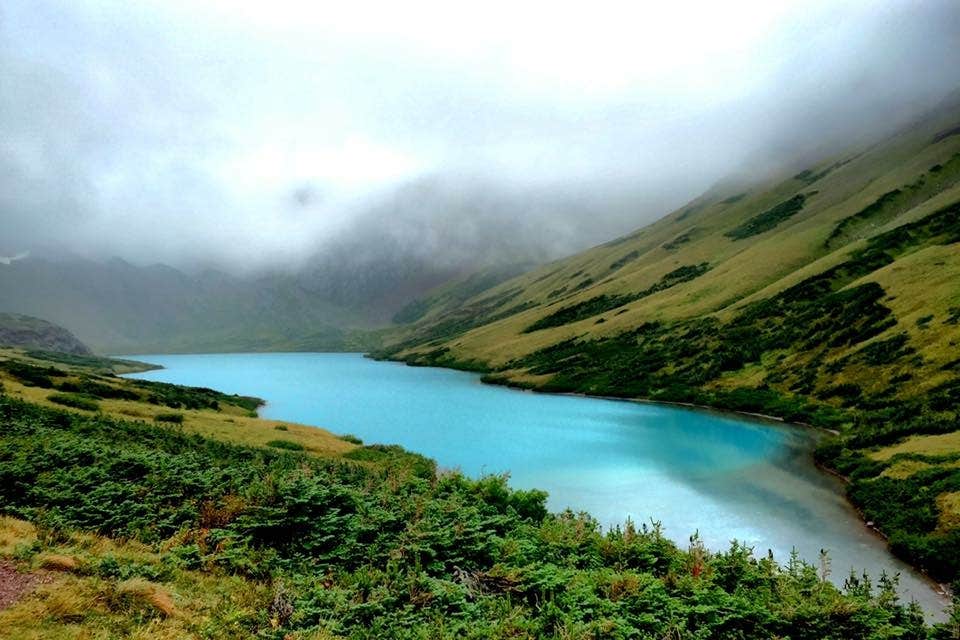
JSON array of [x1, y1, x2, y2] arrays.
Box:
[[2, 0, 959, 272]]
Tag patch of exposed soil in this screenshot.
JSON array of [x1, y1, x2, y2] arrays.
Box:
[[0, 560, 51, 611]]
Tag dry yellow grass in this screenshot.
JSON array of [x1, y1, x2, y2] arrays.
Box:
[[877, 458, 960, 479], [38, 555, 79, 573], [871, 432, 960, 461], [0, 517, 271, 640], [0, 516, 36, 556], [112, 578, 176, 618], [937, 491, 960, 532], [880, 459, 934, 479]]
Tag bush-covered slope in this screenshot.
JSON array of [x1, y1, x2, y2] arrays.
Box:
[[3, 392, 956, 638], [376, 98, 960, 585], [0, 348, 358, 457]]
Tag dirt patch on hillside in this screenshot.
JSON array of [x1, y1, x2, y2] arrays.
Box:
[[0, 560, 51, 611]]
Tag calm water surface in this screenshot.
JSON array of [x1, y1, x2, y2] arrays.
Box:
[[125, 352, 948, 617]]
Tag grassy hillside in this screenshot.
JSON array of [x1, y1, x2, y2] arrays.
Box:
[[378, 97, 960, 584], [0, 349, 358, 458], [1, 361, 955, 637]]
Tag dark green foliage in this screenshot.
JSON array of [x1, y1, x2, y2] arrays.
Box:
[[343, 444, 436, 479], [524, 263, 711, 333], [932, 124, 960, 144], [662, 228, 695, 250], [57, 377, 140, 401], [47, 392, 100, 412], [130, 378, 262, 412], [856, 334, 915, 366], [826, 154, 960, 248], [266, 439, 304, 451], [725, 194, 806, 239], [24, 350, 156, 373], [793, 158, 850, 185], [928, 378, 960, 412], [514, 275, 895, 421], [398, 347, 492, 373], [338, 433, 363, 444], [816, 383, 863, 405], [154, 412, 184, 424], [848, 469, 960, 582], [720, 192, 747, 204], [657, 263, 712, 286], [608, 250, 640, 271], [858, 197, 960, 253], [827, 189, 902, 246], [0, 396, 939, 638], [523, 294, 636, 333], [0, 359, 65, 388], [572, 277, 594, 291]]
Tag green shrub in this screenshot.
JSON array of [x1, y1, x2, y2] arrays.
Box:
[[133, 378, 262, 412], [154, 413, 184, 424], [609, 250, 640, 271], [57, 378, 140, 401], [524, 263, 710, 332], [0, 395, 945, 636], [266, 439, 304, 451], [338, 433, 362, 444], [725, 194, 806, 239], [0, 360, 62, 388], [47, 392, 99, 412]]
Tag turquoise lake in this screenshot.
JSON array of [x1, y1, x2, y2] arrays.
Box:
[[125, 352, 948, 616]]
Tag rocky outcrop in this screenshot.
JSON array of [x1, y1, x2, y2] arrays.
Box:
[[0, 313, 92, 355]]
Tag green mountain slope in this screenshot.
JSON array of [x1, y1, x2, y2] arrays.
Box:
[[0, 251, 538, 355], [379, 96, 960, 584], [0, 259, 397, 354]]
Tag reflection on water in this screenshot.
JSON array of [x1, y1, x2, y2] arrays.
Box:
[[125, 352, 949, 618]]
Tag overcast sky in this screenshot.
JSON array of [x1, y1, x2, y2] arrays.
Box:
[[2, 0, 959, 272]]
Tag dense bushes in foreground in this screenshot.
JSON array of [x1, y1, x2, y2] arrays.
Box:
[[1, 394, 956, 638]]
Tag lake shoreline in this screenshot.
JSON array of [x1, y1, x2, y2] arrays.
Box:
[[383, 354, 953, 605], [124, 351, 953, 617]]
